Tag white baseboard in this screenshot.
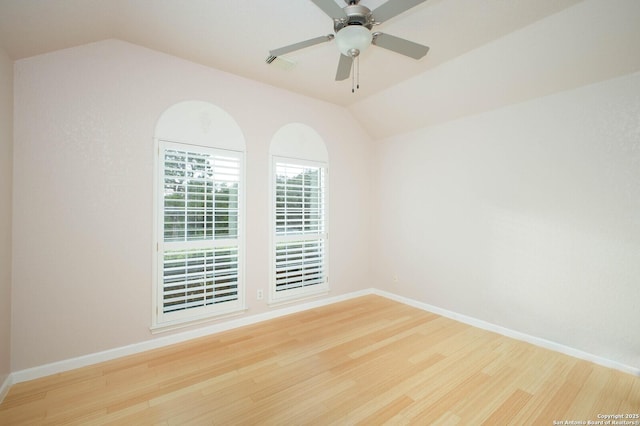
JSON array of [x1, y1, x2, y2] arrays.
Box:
[[0, 373, 13, 405], [11, 289, 373, 384], [371, 289, 640, 377], [7, 287, 638, 390]]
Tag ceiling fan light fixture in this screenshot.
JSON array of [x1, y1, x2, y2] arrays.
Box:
[[335, 25, 372, 57]]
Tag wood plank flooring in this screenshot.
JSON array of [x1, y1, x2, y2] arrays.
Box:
[[1, 295, 639, 425]]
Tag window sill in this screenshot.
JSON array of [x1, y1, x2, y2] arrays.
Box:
[[150, 306, 248, 334], [268, 289, 329, 308]]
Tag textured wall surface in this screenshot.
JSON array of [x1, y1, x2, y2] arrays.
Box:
[[0, 47, 13, 386], [11, 39, 372, 371], [373, 72, 640, 369]]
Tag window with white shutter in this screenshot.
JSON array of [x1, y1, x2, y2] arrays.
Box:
[[153, 101, 245, 331], [155, 141, 244, 327], [272, 158, 328, 302]]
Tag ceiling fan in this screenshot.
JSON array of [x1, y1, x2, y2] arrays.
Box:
[[266, 0, 430, 91]]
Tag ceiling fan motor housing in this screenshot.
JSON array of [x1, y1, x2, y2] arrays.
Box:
[[334, 4, 375, 32]]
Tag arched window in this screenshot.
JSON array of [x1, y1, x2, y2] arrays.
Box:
[[270, 123, 329, 303], [152, 101, 245, 330]]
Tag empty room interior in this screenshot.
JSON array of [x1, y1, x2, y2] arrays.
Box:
[[1, 0, 639, 424]]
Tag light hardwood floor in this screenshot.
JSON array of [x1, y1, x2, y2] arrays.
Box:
[[1, 295, 639, 425]]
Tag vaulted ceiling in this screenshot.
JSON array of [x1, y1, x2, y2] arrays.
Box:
[[0, 0, 585, 107]]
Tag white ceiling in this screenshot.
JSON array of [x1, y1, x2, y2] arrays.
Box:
[[0, 0, 585, 107]]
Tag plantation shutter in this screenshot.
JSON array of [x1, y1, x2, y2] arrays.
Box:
[[159, 142, 242, 319], [274, 161, 327, 295]]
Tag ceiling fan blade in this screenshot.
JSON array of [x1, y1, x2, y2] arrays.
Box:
[[372, 32, 429, 59], [310, 0, 346, 19], [335, 54, 353, 81], [268, 34, 335, 59], [372, 0, 428, 22]]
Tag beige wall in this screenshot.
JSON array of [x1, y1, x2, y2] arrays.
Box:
[[11, 39, 372, 371], [373, 71, 640, 369], [368, 0, 640, 371], [0, 47, 13, 385]]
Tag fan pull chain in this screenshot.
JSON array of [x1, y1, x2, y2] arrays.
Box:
[[351, 55, 361, 93], [351, 56, 355, 93], [356, 55, 360, 90]]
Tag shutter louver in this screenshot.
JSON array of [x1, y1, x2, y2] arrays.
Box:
[[163, 246, 239, 313]]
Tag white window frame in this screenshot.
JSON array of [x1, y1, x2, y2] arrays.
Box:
[[270, 156, 329, 304], [152, 139, 245, 331]]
